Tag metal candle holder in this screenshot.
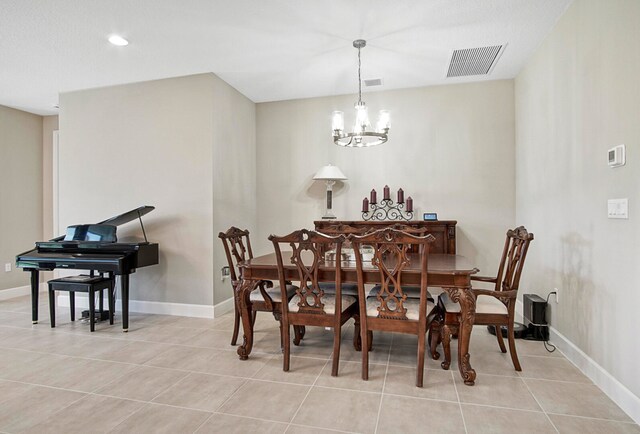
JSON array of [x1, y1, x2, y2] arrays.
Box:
[[361, 186, 413, 221]]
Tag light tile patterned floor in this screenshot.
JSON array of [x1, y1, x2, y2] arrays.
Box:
[[0, 293, 638, 434]]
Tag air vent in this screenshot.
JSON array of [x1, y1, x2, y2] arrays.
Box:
[[364, 78, 383, 87], [447, 45, 504, 77]]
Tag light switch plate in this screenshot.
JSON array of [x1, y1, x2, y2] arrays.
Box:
[[4, 263, 10, 272], [608, 198, 628, 219]]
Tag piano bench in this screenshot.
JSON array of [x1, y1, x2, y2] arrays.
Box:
[[48, 275, 116, 332]]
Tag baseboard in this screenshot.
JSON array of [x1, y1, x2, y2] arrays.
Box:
[[0, 285, 31, 301], [57, 294, 214, 318], [213, 296, 234, 317], [548, 325, 640, 424], [0, 283, 47, 301], [516, 299, 640, 424]]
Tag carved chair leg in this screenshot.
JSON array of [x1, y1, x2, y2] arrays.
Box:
[[429, 318, 442, 360], [283, 322, 291, 372], [507, 322, 522, 371], [331, 325, 341, 376], [272, 311, 284, 352], [300, 326, 306, 339], [361, 327, 369, 381], [441, 325, 452, 370], [293, 325, 303, 346], [231, 309, 241, 346], [416, 331, 426, 387], [495, 324, 507, 353], [251, 310, 257, 327], [353, 315, 362, 351]]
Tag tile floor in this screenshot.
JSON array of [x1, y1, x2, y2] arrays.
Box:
[[0, 293, 638, 434]]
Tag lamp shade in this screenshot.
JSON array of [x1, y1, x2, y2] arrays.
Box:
[[313, 164, 347, 181]]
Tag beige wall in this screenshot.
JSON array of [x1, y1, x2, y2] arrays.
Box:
[[255, 80, 516, 277], [42, 115, 58, 240], [59, 73, 255, 307], [211, 75, 257, 304], [60, 74, 217, 306], [516, 0, 640, 397], [0, 105, 43, 290]]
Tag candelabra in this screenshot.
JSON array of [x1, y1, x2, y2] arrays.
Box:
[[361, 185, 413, 221]]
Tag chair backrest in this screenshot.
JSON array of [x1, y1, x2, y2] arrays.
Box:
[[494, 226, 534, 294], [269, 229, 346, 317], [218, 226, 254, 282], [350, 228, 435, 321]]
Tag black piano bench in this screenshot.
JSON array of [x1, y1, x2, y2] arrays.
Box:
[[48, 275, 116, 332]]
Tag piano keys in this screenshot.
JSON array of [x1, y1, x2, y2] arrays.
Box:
[[16, 206, 159, 331]]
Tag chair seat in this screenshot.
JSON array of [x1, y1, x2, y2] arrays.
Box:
[[368, 285, 443, 300], [288, 294, 356, 315], [440, 292, 508, 315], [318, 282, 359, 296], [366, 297, 435, 320], [249, 284, 297, 303]]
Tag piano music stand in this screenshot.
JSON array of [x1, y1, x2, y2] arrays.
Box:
[[48, 274, 116, 332]]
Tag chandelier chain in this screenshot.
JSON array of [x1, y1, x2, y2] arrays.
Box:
[[357, 45, 362, 104]]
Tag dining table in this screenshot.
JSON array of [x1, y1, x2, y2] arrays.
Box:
[[235, 252, 480, 385]]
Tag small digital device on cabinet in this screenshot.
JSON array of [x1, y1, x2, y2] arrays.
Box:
[[608, 144, 625, 168], [423, 213, 438, 221]]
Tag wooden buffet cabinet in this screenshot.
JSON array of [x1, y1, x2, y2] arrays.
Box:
[[314, 220, 457, 254]]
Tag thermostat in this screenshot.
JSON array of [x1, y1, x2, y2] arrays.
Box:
[[423, 213, 438, 221], [608, 145, 625, 168]]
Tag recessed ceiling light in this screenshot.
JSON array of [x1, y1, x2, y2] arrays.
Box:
[[108, 35, 129, 46]]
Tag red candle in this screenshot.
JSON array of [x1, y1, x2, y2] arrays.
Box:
[[370, 189, 377, 204], [406, 196, 413, 213], [362, 197, 369, 212], [397, 188, 404, 204], [383, 185, 390, 200]]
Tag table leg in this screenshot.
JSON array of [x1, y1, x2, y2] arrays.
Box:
[[236, 279, 256, 360], [30, 269, 39, 324], [445, 286, 477, 386], [121, 274, 129, 332]]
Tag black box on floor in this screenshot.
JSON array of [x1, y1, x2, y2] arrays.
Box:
[[523, 293, 549, 341], [81, 309, 110, 322]]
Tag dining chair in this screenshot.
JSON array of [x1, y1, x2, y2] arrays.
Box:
[[430, 226, 534, 371], [218, 226, 301, 347], [269, 229, 359, 376], [314, 223, 367, 297], [350, 228, 437, 387]]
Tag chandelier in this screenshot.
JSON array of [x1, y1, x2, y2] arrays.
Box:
[[332, 40, 390, 148]]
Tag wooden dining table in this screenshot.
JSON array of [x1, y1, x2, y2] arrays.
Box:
[[236, 252, 480, 385]]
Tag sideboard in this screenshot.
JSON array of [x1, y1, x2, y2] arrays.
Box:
[[313, 220, 457, 254]]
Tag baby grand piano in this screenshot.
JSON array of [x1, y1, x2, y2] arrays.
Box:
[[16, 206, 159, 331]]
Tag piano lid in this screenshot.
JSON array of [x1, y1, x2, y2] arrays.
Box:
[[51, 206, 155, 242], [98, 206, 155, 227]]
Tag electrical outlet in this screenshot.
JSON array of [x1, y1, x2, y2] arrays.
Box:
[[553, 287, 559, 303], [221, 266, 230, 281], [4, 263, 11, 272]]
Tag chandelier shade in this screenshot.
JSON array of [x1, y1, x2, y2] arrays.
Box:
[[333, 40, 390, 148]]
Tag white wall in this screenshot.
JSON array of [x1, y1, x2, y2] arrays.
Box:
[[0, 105, 42, 291], [255, 80, 516, 278], [516, 0, 640, 398]]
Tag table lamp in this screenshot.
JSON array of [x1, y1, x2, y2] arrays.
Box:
[[313, 164, 347, 219]]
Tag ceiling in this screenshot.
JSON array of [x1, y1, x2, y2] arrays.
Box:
[[0, 0, 572, 115]]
